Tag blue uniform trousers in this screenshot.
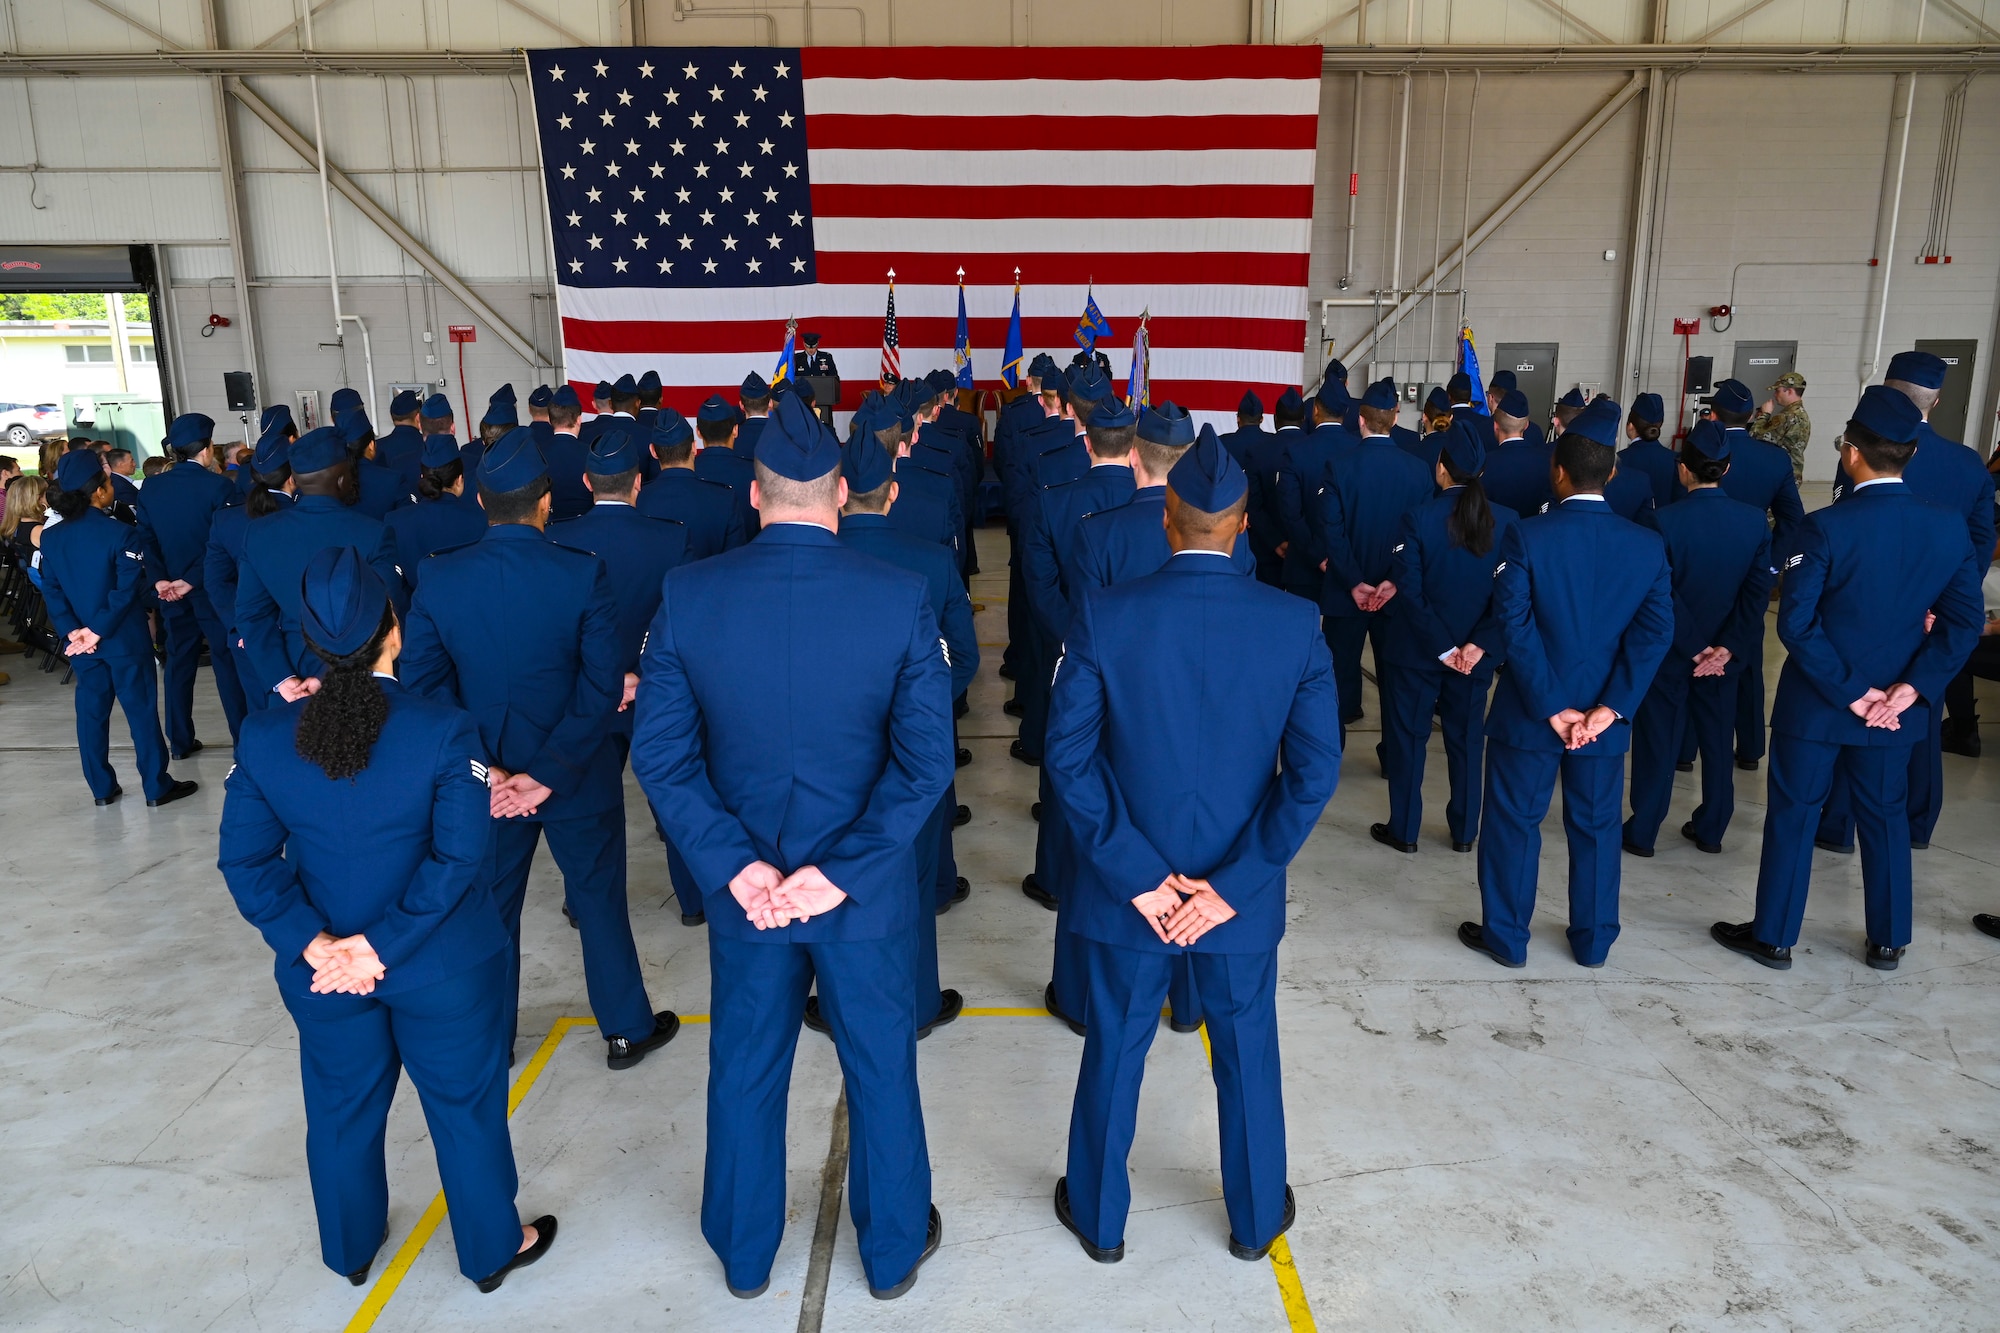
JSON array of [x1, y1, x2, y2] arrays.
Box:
[[1626, 670, 1737, 851], [932, 778, 959, 911], [663, 836, 704, 918], [1321, 611, 1384, 728], [910, 791, 951, 1027], [71, 652, 173, 802], [704, 930, 931, 1293], [1065, 941, 1285, 1251], [160, 596, 246, 750], [1379, 661, 1489, 846], [487, 807, 653, 1047], [1734, 639, 1766, 762], [1815, 707, 1945, 848], [1477, 741, 1625, 966], [1016, 617, 1055, 762], [1756, 734, 1914, 950], [280, 950, 522, 1282], [1003, 527, 1026, 677]]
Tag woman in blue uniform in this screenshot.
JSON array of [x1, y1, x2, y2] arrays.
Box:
[[37, 450, 196, 808], [217, 544, 556, 1292], [384, 433, 490, 586], [204, 428, 297, 709], [1372, 420, 1519, 853]]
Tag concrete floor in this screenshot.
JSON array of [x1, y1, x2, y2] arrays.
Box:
[[4, 516, 2000, 1331]]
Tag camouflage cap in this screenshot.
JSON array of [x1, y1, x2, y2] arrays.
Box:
[[1772, 371, 1807, 391]]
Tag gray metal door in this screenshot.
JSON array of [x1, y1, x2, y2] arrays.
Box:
[[1492, 342, 1558, 419], [1731, 341, 1796, 402], [1914, 338, 1978, 445]]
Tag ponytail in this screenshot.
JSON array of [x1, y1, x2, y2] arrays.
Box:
[[48, 479, 101, 523], [246, 465, 292, 519], [1630, 418, 1662, 443], [295, 606, 396, 780], [1441, 457, 1496, 556], [416, 457, 464, 502]]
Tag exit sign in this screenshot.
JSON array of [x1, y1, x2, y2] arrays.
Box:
[[447, 325, 476, 344]]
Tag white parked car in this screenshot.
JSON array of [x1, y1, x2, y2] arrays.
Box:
[[0, 401, 64, 448]]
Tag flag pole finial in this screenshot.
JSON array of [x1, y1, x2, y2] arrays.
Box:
[[887, 267, 895, 280], [956, 266, 964, 281]]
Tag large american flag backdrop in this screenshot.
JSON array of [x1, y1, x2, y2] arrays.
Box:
[[526, 46, 1321, 423]]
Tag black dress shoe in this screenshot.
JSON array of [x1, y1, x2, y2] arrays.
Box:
[[1054, 1177, 1122, 1263], [1044, 982, 1086, 1036], [919, 989, 963, 1039], [1735, 755, 1760, 771], [727, 1276, 770, 1299], [606, 1011, 681, 1069], [1674, 760, 1695, 773], [681, 909, 706, 927], [1030, 801, 1042, 823], [172, 739, 204, 760], [1228, 1184, 1296, 1261], [93, 786, 123, 807], [1814, 837, 1854, 854], [1369, 823, 1417, 854], [803, 994, 831, 1036], [868, 1205, 942, 1299], [953, 696, 969, 719], [1710, 921, 1791, 970], [936, 877, 970, 915], [998, 663, 1017, 681], [1003, 697, 1025, 717], [561, 902, 579, 929], [475, 1215, 556, 1293], [1451, 840, 1474, 853], [147, 779, 199, 808], [1168, 1014, 1202, 1035], [1010, 740, 1040, 767], [1865, 941, 1904, 971], [953, 803, 972, 827], [1974, 913, 2000, 940], [1941, 723, 1981, 758], [955, 746, 972, 768], [1911, 841, 1931, 851], [1681, 821, 1721, 855], [1621, 839, 1654, 858], [1457, 921, 1523, 968], [1021, 873, 1056, 909], [347, 1221, 391, 1286]]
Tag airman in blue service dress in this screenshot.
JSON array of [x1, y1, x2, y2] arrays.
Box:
[[735, 371, 771, 459], [1244, 386, 1305, 586], [1274, 377, 1355, 607], [38, 451, 193, 807], [335, 409, 414, 521], [1375, 419, 1519, 853], [1617, 393, 1680, 508], [1481, 388, 1555, 519], [135, 412, 247, 753], [384, 434, 490, 586], [374, 388, 426, 490], [636, 409, 747, 559], [693, 394, 761, 540], [1714, 386, 1983, 973], [1045, 428, 1339, 1264], [631, 395, 953, 1301], [1623, 423, 1777, 856], [1462, 399, 1673, 970], [218, 544, 554, 1293], [400, 426, 678, 1067], [1486, 370, 1547, 450], [205, 426, 295, 710]]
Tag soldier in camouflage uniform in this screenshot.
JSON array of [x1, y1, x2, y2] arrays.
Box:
[[1752, 370, 1812, 480]]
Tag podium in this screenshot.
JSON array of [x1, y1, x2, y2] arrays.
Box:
[[801, 373, 840, 428]]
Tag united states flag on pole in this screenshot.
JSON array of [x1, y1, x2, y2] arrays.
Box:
[[527, 46, 1321, 422], [879, 271, 900, 383]]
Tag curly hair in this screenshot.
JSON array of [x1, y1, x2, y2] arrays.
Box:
[[296, 606, 397, 781]]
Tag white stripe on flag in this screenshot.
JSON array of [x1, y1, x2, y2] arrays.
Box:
[[556, 282, 1308, 324], [805, 148, 1319, 188], [566, 345, 1304, 387], [810, 215, 1311, 254], [801, 77, 1322, 118]]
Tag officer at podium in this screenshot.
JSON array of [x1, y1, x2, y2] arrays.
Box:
[[793, 331, 838, 381]]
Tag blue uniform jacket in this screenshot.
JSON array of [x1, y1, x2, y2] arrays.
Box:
[[1218, 424, 1269, 470], [135, 459, 235, 592], [203, 492, 293, 631], [537, 424, 594, 522], [1480, 439, 1554, 520], [1071, 486, 1255, 589], [1653, 487, 1775, 672], [219, 681, 507, 997], [736, 414, 767, 461], [1002, 415, 1072, 522], [636, 466, 747, 559], [1380, 490, 1519, 677], [1715, 428, 1805, 557], [1396, 426, 1441, 474], [351, 457, 413, 521], [1618, 438, 1680, 509], [236, 496, 407, 692], [1275, 423, 1354, 592], [1243, 426, 1297, 569], [630, 523, 955, 943], [375, 423, 425, 490], [1771, 481, 1983, 746], [1023, 463, 1136, 641], [401, 523, 626, 817], [385, 492, 490, 587], [695, 444, 760, 540], [1312, 436, 1434, 618], [839, 511, 978, 698], [1045, 555, 1341, 954], [888, 454, 960, 553], [1603, 464, 1656, 525], [37, 507, 154, 659], [1484, 497, 1673, 756], [552, 500, 690, 673], [1833, 421, 1996, 573]]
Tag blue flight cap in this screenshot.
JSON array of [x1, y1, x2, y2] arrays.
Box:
[[328, 387, 362, 416], [290, 426, 348, 475], [251, 428, 292, 474], [1028, 352, 1059, 381], [611, 373, 637, 396], [1557, 386, 1589, 409], [1087, 398, 1137, 430], [260, 404, 295, 436], [1136, 403, 1196, 447], [840, 427, 894, 492], [1275, 386, 1305, 417], [1445, 372, 1474, 402], [1565, 398, 1623, 447], [1315, 376, 1350, 412], [527, 384, 554, 409], [1851, 383, 1921, 444], [1682, 419, 1734, 464], [1704, 378, 1753, 415], [1885, 350, 1947, 390], [421, 393, 452, 419], [1488, 370, 1518, 393], [1168, 423, 1247, 512], [740, 371, 770, 399], [588, 426, 643, 475], [1439, 417, 1488, 477], [1237, 390, 1263, 417], [489, 383, 517, 406], [651, 408, 695, 452], [593, 379, 613, 401], [420, 433, 461, 469], [756, 394, 840, 482], [637, 369, 662, 394], [1497, 388, 1530, 418], [1360, 377, 1400, 412], [390, 389, 421, 417], [334, 409, 374, 447], [166, 412, 215, 451], [300, 545, 389, 660], [479, 426, 547, 492], [926, 368, 957, 395], [551, 384, 581, 410], [1630, 392, 1665, 424], [54, 450, 104, 493], [1322, 357, 1348, 384], [481, 397, 518, 428], [697, 394, 737, 425], [795, 377, 817, 406], [1068, 364, 1111, 411], [770, 376, 793, 400], [1424, 386, 1452, 414]]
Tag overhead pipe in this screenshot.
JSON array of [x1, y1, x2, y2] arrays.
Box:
[[298, 0, 377, 425], [1863, 70, 1918, 388]]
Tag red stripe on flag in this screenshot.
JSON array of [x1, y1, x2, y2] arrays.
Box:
[[562, 314, 1305, 357], [573, 379, 1298, 417], [801, 46, 1324, 82], [805, 114, 1318, 152], [812, 252, 1310, 286], [808, 183, 1313, 220]]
